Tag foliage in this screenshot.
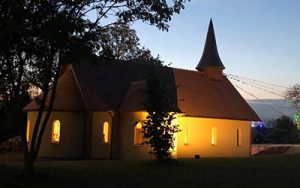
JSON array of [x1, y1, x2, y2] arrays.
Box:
[[100, 23, 163, 65], [252, 116, 298, 144], [273, 115, 298, 143], [294, 107, 300, 128], [0, 94, 29, 142], [143, 67, 179, 161], [285, 84, 300, 107], [0, 0, 189, 174], [100, 24, 140, 60], [0, 1, 32, 140]]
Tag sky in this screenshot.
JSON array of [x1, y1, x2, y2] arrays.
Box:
[[131, 0, 300, 100]]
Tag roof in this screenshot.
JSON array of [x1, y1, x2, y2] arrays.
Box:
[[120, 66, 260, 121], [173, 68, 259, 121], [24, 61, 260, 121], [120, 80, 147, 112], [23, 65, 110, 111], [196, 19, 225, 71]]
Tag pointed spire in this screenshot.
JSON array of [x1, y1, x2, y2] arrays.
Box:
[[196, 19, 225, 71]]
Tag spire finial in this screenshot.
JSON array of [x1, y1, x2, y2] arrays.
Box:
[[196, 19, 225, 71]]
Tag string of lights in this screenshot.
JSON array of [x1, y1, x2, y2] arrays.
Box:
[[228, 74, 298, 139], [226, 74, 285, 95], [253, 125, 288, 138], [252, 127, 274, 137], [228, 75, 285, 98], [226, 73, 289, 89], [232, 83, 285, 116]]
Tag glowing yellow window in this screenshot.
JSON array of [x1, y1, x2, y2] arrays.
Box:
[[211, 127, 217, 146], [134, 122, 143, 146], [237, 129, 242, 146], [103, 122, 109, 143], [184, 126, 188, 145], [51, 120, 61, 144], [26, 120, 30, 143]]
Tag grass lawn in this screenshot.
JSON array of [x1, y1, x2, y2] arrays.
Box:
[[0, 152, 300, 188]]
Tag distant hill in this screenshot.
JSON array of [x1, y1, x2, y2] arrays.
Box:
[[247, 99, 296, 122]]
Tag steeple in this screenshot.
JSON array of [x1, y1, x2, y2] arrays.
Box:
[[196, 19, 225, 76]]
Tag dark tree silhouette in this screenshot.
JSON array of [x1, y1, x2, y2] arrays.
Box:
[[100, 23, 162, 65], [286, 84, 300, 107], [273, 115, 298, 144], [143, 67, 179, 161], [0, 0, 189, 175]]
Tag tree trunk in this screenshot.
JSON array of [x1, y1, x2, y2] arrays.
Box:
[[33, 63, 61, 159], [21, 117, 35, 176], [23, 60, 62, 174], [24, 154, 35, 176]]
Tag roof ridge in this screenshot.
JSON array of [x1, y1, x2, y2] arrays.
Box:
[[69, 65, 89, 111], [172, 66, 228, 78], [171, 66, 200, 73], [70, 64, 112, 111]]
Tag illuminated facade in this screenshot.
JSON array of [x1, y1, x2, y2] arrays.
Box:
[[24, 20, 260, 159]]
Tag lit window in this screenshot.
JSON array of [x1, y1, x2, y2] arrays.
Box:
[[237, 129, 242, 146], [211, 127, 217, 146], [103, 122, 109, 143], [134, 122, 143, 146], [26, 120, 30, 143], [52, 120, 60, 143], [184, 126, 188, 145]]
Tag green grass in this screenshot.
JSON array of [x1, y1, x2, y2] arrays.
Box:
[[1, 153, 300, 188]]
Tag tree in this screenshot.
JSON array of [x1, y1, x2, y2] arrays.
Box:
[[0, 0, 189, 174], [143, 67, 179, 161], [286, 84, 300, 107], [100, 24, 141, 60], [273, 115, 298, 144], [285, 84, 300, 131], [293, 108, 300, 129], [0, 0, 32, 140], [100, 23, 162, 65]]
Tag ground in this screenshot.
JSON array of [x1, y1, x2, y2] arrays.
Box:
[[0, 151, 300, 188]]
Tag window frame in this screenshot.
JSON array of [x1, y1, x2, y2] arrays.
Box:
[[237, 128, 242, 146], [51, 120, 61, 144], [26, 120, 30, 143], [103, 121, 110, 144], [184, 125, 189, 145], [211, 127, 217, 146], [134, 122, 143, 146]]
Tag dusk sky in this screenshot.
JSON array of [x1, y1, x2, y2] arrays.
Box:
[[132, 0, 300, 100]]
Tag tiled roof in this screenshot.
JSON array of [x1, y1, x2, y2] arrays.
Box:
[[24, 61, 260, 121], [173, 68, 259, 121]]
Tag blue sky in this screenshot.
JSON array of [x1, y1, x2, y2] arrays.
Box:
[[132, 0, 300, 99]]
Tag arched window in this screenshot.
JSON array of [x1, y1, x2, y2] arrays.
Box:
[[103, 122, 109, 143], [26, 120, 30, 143], [237, 129, 242, 146], [184, 125, 188, 145], [211, 127, 217, 146], [134, 122, 143, 146], [52, 120, 61, 143]]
